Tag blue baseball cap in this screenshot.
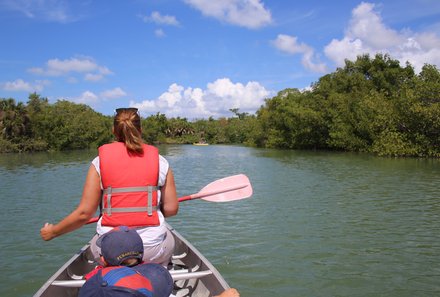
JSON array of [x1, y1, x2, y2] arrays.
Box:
[[79, 264, 173, 297], [97, 226, 144, 266]]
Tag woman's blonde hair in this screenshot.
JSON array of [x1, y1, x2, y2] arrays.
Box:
[[113, 108, 143, 155]]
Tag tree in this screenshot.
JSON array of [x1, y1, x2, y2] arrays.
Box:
[[165, 117, 195, 143], [142, 113, 168, 144], [256, 89, 327, 149], [0, 98, 36, 152], [32, 100, 111, 150]]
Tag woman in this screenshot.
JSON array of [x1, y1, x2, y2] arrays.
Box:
[[40, 108, 179, 266]]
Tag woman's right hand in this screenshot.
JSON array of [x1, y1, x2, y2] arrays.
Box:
[[40, 222, 56, 241]]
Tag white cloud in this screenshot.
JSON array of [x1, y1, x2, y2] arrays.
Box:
[[324, 37, 364, 67], [272, 34, 327, 73], [84, 73, 104, 82], [130, 78, 272, 119], [155, 29, 166, 38], [324, 2, 440, 72], [0, 0, 74, 23], [72, 91, 99, 105], [183, 0, 272, 29], [347, 3, 403, 49], [1, 78, 49, 92], [28, 57, 113, 81], [142, 11, 179, 26], [65, 87, 127, 106], [100, 87, 127, 100], [272, 34, 309, 55]]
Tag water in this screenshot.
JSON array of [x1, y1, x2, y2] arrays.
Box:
[[1, 146, 439, 297]]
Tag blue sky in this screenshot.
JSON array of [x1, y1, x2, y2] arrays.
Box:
[[1, 0, 440, 119]]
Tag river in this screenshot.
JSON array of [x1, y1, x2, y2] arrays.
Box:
[[0, 145, 439, 297]]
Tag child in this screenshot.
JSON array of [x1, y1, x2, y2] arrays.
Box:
[[83, 225, 240, 297], [85, 225, 144, 279]]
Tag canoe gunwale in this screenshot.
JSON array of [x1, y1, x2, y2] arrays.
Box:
[[33, 243, 90, 296], [167, 223, 230, 290]]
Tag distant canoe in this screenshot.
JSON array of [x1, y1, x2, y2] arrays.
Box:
[[193, 142, 209, 146]]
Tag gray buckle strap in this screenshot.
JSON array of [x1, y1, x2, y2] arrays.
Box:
[[103, 186, 159, 194], [148, 187, 153, 216], [102, 206, 158, 213], [102, 185, 159, 217], [107, 186, 112, 216]]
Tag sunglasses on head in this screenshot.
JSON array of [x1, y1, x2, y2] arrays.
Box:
[[115, 108, 139, 114]]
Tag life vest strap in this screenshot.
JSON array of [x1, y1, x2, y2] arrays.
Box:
[[102, 186, 160, 194], [102, 206, 158, 213], [102, 186, 160, 216]]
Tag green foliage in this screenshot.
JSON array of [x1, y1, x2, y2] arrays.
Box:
[[257, 89, 328, 149], [257, 54, 440, 157], [371, 130, 421, 157], [191, 118, 212, 143], [164, 117, 195, 144], [1, 95, 111, 152], [0, 97, 43, 152], [142, 113, 168, 144], [31, 100, 112, 150]]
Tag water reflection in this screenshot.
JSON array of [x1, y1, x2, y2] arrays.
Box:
[[2, 146, 440, 297], [0, 149, 97, 170]]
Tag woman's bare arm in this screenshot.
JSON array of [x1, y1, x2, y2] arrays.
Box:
[[160, 168, 178, 217]]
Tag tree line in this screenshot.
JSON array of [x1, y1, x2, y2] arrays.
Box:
[[1, 54, 439, 157]]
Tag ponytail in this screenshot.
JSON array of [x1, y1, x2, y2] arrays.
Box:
[[113, 108, 144, 155]]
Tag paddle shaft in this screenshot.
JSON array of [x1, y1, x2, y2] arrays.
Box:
[[178, 183, 248, 202]]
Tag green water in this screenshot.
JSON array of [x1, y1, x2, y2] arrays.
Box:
[[1, 145, 439, 297]]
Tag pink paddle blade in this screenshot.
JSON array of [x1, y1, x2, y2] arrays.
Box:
[[195, 174, 253, 202]]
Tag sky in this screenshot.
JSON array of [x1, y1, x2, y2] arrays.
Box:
[[1, 0, 440, 119]]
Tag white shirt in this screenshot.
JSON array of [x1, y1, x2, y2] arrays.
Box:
[[91, 154, 170, 246]]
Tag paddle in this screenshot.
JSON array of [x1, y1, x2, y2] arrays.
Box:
[[87, 174, 252, 224]]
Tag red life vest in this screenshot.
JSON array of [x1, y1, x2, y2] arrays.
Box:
[[98, 142, 160, 227]]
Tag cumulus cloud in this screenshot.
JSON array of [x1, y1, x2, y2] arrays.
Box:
[[272, 34, 327, 73], [71, 91, 99, 105], [28, 57, 113, 81], [1, 78, 50, 92], [324, 2, 440, 72], [66, 87, 126, 107], [130, 78, 272, 119], [142, 11, 180, 26], [100, 87, 127, 100], [183, 0, 272, 29]]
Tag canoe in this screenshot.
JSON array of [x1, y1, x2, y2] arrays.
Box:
[[34, 223, 229, 297], [192, 142, 209, 146]]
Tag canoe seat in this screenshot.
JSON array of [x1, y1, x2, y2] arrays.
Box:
[[51, 270, 213, 287], [172, 252, 187, 260]]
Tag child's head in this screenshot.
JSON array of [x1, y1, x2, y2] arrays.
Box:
[[97, 226, 144, 267]]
